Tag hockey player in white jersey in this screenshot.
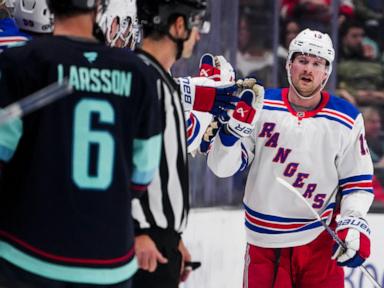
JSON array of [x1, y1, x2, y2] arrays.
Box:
[[208, 29, 374, 287]]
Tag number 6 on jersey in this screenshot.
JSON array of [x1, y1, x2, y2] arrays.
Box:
[[72, 99, 115, 190]]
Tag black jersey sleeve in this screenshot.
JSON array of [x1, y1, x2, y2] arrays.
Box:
[[0, 51, 24, 164], [130, 62, 162, 194]]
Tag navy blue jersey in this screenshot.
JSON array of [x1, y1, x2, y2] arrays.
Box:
[[0, 36, 161, 285]]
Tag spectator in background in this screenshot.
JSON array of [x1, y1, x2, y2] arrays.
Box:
[[277, 18, 301, 87], [361, 106, 384, 167], [352, 0, 383, 65], [337, 19, 384, 106], [236, 9, 273, 86], [0, 0, 29, 52], [353, 0, 383, 23], [281, 0, 354, 32], [360, 106, 384, 203]]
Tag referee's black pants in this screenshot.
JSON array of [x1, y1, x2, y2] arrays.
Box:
[[132, 228, 181, 288]]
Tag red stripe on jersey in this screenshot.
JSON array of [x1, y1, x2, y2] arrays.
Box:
[[245, 210, 332, 230], [0, 37, 28, 43], [341, 182, 372, 189], [0, 230, 135, 265], [322, 109, 354, 125]]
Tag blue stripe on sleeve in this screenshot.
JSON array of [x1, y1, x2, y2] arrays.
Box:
[[0, 145, 13, 161], [131, 169, 157, 185], [0, 116, 22, 162], [132, 134, 162, 185], [339, 175, 372, 185]]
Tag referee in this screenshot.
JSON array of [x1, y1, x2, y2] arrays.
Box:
[[132, 0, 208, 287]]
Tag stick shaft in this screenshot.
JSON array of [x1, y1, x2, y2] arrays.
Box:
[[276, 177, 382, 288], [0, 80, 72, 125]]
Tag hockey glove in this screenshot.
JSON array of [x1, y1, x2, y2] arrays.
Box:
[[196, 53, 236, 152], [224, 83, 264, 138], [179, 54, 237, 116], [331, 216, 371, 267], [198, 53, 235, 83]]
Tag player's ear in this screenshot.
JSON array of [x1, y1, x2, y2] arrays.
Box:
[[322, 70, 328, 84], [285, 61, 292, 72], [172, 16, 187, 38]]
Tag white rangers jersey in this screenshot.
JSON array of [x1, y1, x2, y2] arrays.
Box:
[[208, 88, 374, 248]]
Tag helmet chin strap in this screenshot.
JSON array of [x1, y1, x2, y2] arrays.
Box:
[[167, 28, 191, 60]]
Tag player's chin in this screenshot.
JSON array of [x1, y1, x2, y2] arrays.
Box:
[[298, 84, 320, 97], [299, 91, 314, 98], [296, 87, 314, 97]]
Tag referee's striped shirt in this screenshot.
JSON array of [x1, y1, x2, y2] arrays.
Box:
[[132, 50, 189, 234]]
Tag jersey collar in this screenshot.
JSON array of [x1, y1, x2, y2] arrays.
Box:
[[281, 88, 330, 119]]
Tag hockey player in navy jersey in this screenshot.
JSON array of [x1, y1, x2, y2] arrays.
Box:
[[0, 0, 162, 287], [208, 29, 374, 287]]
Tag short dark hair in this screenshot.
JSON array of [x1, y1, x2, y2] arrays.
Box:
[[46, 0, 102, 18], [339, 19, 365, 39]]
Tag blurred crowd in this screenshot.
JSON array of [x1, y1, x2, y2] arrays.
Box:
[[238, 0, 384, 207]]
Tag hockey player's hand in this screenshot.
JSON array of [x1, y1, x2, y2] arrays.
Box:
[[135, 234, 168, 272], [198, 53, 235, 83], [179, 76, 237, 115], [224, 84, 264, 138], [179, 54, 237, 116], [331, 216, 371, 267]]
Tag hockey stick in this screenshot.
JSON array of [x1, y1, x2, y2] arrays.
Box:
[[0, 79, 72, 125], [276, 177, 382, 288]]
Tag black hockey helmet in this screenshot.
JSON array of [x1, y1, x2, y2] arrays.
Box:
[[137, 0, 209, 35], [46, 0, 109, 17]]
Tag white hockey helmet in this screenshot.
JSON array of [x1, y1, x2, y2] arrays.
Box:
[[13, 0, 53, 34], [287, 28, 335, 75], [98, 0, 139, 49]]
